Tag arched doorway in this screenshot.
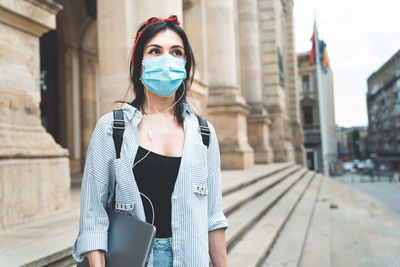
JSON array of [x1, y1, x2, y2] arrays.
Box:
[[40, 0, 98, 175], [40, 30, 60, 144]]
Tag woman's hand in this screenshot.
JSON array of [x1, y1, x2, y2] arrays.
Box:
[[86, 250, 106, 267]]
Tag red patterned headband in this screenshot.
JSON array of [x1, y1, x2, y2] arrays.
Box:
[[131, 15, 181, 65]]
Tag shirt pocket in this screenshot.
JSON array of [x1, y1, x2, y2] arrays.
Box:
[[112, 156, 139, 211], [191, 142, 208, 196]]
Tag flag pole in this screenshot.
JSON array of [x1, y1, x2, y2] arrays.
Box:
[[314, 18, 330, 177]]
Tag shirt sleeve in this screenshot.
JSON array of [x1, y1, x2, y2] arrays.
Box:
[[71, 113, 114, 262], [206, 122, 229, 232]]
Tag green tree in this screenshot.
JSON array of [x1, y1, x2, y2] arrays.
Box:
[[352, 129, 361, 159]]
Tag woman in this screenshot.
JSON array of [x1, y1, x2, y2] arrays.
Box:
[[72, 15, 229, 267]]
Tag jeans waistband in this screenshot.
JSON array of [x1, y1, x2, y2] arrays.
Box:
[[153, 237, 172, 250]]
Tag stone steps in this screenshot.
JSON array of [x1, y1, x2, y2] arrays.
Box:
[[221, 163, 293, 196], [4, 163, 400, 267], [0, 213, 78, 267], [1, 163, 297, 267], [225, 166, 309, 250], [260, 173, 322, 267], [298, 174, 331, 267], [223, 165, 302, 216], [226, 169, 315, 267]]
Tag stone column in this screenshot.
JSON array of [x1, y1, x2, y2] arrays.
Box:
[[285, 0, 306, 165], [205, 0, 254, 170], [97, 0, 137, 114], [0, 0, 69, 228], [183, 0, 208, 114], [135, 0, 183, 25], [238, 0, 273, 163], [258, 0, 295, 162], [80, 25, 99, 157]]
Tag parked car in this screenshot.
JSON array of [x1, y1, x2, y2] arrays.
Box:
[[343, 162, 354, 172]]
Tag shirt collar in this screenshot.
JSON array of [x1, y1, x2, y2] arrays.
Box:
[[121, 102, 193, 121]]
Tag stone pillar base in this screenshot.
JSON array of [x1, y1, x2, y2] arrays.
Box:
[[273, 141, 296, 163], [247, 105, 274, 164], [269, 112, 295, 162], [295, 146, 306, 166], [0, 96, 70, 229], [0, 158, 71, 229], [291, 121, 306, 166], [207, 92, 254, 170], [220, 149, 255, 170]]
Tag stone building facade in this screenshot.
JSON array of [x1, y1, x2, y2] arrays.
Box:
[[367, 49, 400, 170], [297, 51, 337, 173], [0, 0, 305, 228]]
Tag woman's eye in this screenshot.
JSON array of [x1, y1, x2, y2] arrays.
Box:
[[171, 49, 183, 56], [149, 48, 160, 55]]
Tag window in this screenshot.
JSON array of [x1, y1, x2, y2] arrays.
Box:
[[394, 103, 400, 114], [370, 83, 379, 95], [370, 114, 376, 121], [382, 107, 389, 118], [383, 120, 390, 129], [302, 75, 310, 92], [303, 106, 313, 125], [384, 141, 390, 151], [278, 48, 284, 87], [395, 90, 400, 101]]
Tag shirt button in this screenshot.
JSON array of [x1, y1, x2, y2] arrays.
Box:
[[172, 196, 177, 200], [174, 224, 179, 229]]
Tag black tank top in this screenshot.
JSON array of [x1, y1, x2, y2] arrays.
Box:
[[133, 145, 181, 238]]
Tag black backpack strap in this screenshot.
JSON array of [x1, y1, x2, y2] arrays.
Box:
[[196, 115, 211, 148], [110, 109, 125, 210], [112, 109, 125, 158]]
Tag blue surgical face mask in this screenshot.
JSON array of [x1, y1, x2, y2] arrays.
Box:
[[140, 54, 187, 97]]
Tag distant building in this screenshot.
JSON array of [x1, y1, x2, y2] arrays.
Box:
[[367, 49, 400, 170], [336, 126, 368, 160], [298, 51, 337, 173]]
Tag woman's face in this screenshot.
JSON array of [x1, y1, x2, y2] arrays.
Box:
[[142, 29, 185, 64]]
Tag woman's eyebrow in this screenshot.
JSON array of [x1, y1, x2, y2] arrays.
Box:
[[144, 44, 162, 50], [144, 44, 184, 50], [171, 45, 184, 49]]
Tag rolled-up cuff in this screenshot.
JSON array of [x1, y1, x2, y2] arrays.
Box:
[[72, 231, 108, 262], [208, 211, 229, 232]]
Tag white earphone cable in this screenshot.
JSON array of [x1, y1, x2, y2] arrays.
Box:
[[132, 82, 185, 169], [132, 82, 186, 225]]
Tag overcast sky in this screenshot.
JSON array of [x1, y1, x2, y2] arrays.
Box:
[[293, 0, 400, 128]]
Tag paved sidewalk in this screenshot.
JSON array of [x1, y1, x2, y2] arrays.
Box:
[[326, 177, 400, 266], [334, 173, 400, 217]]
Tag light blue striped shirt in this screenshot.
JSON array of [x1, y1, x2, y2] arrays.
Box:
[[72, 102, 229, 266]]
